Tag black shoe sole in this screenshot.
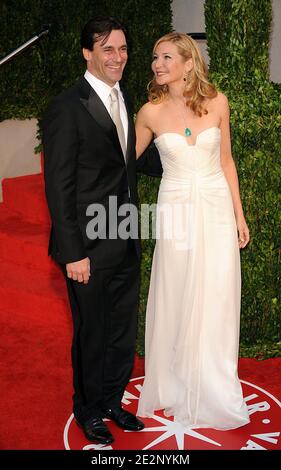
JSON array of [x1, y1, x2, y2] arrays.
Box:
[[84, 432, 114, 444]]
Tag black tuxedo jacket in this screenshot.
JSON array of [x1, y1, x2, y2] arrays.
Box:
[[43, 77, 142, 268]]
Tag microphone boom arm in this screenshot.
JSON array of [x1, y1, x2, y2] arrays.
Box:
[[0, 27, 49, 66]]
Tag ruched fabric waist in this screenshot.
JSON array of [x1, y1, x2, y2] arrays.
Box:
[[161, 170, 228, 189]]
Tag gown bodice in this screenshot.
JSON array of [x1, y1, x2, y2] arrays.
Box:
[[154, 127, 226, 187]]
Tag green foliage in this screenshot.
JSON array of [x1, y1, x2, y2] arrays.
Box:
[[0, 0, 90, 120], [240, 342, 281, 360], [0, 0, 172, 120], [205, 0, 281, 356], [205, 0, 272, 81]]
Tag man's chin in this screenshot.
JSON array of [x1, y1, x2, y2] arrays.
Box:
[[109, 74, 123, 84]]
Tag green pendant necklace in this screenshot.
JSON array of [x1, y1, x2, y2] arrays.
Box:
[[180, 102, 192, 137]]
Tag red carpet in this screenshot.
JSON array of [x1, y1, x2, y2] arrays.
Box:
[[0, 173, 280, 450]]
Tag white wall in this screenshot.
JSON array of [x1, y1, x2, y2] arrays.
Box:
[[172, 0, 281, 83], [0, 119, 41, 201], [172, 0, 209, 64], [270, 0, 281, 83]]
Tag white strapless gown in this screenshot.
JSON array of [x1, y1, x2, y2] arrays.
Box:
[[137, 127, 250, 430]]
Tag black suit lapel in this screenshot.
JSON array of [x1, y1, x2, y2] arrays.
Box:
[[79, 78, 124, 160]]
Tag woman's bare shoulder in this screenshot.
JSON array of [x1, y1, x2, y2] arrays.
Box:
[[214, 91, 229, 108], [206, 92, 229, 118], [136, 101, 164, 129], [138, 101, 163, 116]]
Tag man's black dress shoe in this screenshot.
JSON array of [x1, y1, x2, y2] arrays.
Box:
[[76, 417, 114, 444], [103, 407, 145, 431]]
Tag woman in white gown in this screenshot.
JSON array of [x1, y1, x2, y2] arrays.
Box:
[[136, 32, 250, 430]]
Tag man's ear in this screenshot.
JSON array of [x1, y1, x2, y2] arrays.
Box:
[[82, 48, 91, 61]]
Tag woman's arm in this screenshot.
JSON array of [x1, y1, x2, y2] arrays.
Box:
[[135, 104, 154, 159], [219, 93, 250, 249]]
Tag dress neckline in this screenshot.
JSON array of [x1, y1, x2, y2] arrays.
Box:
[[154, 126, 221, 147]]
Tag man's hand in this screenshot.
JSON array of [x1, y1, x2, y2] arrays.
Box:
[[66, 257, 91, 284]]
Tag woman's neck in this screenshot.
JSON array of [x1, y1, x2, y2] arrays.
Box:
[[167, 83, 187, 106]]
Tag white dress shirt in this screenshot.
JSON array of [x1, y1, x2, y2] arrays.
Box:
[[84, 70, 128, 143]]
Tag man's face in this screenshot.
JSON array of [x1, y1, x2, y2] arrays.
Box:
[[83, 29, 128, 86]]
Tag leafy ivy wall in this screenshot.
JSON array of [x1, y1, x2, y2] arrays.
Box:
[[0, 0, 172, 119], [205, 0, 281, 358]]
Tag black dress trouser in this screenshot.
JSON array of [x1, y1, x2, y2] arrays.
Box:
[[64, 240, 140, 423]]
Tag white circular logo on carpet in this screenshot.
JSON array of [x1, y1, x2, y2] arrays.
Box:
[[64, 377, 281, 450]]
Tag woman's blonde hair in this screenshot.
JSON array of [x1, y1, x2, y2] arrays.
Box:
[[148, 32, 217, 116]]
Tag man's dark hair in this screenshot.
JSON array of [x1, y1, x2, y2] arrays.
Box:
[[81, 16, 127, 51]]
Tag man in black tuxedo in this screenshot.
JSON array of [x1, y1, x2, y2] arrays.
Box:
[[43, 17, 161, 444]]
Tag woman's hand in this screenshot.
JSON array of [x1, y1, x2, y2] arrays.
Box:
[[236, 217, 250, 249]]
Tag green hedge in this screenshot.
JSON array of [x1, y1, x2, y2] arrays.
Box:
[[0, 0, 172, 120], [205, 0, 281, 357]]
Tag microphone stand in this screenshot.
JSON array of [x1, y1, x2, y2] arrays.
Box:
[[0, 26, 49, 66]]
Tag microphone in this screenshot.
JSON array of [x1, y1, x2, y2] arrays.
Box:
[[0, 25, 50, 66], [37, 24, 50, 38]]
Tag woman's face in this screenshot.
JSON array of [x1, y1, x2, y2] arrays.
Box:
[[151, 41, 192, 86]]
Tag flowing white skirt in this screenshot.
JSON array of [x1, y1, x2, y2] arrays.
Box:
[[137, 175, 250, 430]]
